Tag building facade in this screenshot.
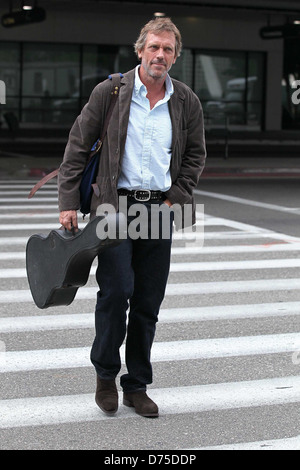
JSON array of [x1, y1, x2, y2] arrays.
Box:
[[0, 0, 300, 134]]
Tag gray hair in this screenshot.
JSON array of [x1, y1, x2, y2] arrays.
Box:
[[134, 17, 182, 59]]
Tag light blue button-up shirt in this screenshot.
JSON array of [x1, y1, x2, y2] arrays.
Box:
[[118, 65, 173, 191]]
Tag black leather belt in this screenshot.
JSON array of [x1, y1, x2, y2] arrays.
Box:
[[118, 189, 163, 202]]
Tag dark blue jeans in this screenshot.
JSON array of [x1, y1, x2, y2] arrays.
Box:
[[90, 199, 173, 392]]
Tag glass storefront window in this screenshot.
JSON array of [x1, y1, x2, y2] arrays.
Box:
[[82, 45, 137, 100], [0, 40, 265, 130], [23, 43, 80, 97], [22, 43, 80, 125], [282, 37, 300, 129], [195, 51, 245, 101], [0, 43, 20, 126], [169, 49, 193, 88], [248, 52, 264, 102], [195, 50, 264, 130]]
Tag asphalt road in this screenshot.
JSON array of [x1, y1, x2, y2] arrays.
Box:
[[196, 178, 300, 238], [0, 176, 300, 451]]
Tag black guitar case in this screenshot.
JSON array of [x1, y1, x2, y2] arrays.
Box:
[[26, 213, 127, 309]]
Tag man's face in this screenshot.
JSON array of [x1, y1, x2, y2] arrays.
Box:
[[138, 31, 177, 81]]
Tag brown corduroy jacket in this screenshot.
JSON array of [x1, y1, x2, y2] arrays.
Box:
[[58, 68, 206, 227]]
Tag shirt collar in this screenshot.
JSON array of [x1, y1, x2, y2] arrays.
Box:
[[134, 65, 174, 98]]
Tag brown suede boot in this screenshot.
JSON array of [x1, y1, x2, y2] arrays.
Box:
[[123, 391, 159, 418], [95, 376, 118, 415]]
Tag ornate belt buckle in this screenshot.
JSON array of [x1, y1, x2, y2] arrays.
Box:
[[134, 190, 151, 202]]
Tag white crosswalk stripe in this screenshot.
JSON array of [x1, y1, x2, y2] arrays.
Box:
[[1, 302, 300, 333], [2, 332, 300, 373], [0, 278, 299, 303], [0, 181, 300, 450], [1, 258, 300, 279], [1, 278, 300, 302], [1, 376, 300, 429]]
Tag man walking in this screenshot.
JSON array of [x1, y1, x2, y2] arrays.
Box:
[[58, 17, 206, 417]]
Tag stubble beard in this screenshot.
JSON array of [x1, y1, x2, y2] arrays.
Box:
[[143, 60, 170, 81]]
